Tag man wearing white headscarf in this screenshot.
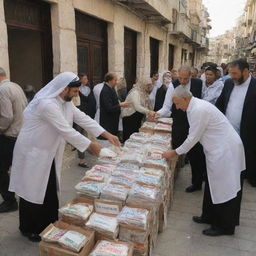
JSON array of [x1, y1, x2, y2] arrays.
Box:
[[9, 72, 120, 242]]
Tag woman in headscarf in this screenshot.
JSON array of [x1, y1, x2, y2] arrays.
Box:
[[154, 71, 172, 111], [202, 64, 224, 104], [122, 77, 155, 142]]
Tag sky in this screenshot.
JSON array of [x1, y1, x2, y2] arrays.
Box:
[[202, 0, 247, 38]]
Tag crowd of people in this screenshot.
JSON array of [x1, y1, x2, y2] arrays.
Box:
[[0, 57, 255, 242]]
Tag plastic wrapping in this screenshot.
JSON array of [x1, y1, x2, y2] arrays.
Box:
[[58, 230, 88, 252], [59, 203, 93, 221], [117, 206, 149, 229], [100, 184, 129, 202], [157, 117, 173, 125], [109, 175, 134, 188], [154, 123, 172, 132], [127, 184, 161, 206], [86, 213, 119, 238], [135, 173, 162, 187], [42, 226, 88, 252], [89, 240, 130, 256], [141, 122, 156, 130], [120, 149, 145, 166], [75, 181, 105, 197], [99, 148, 118, 158], [91, 164, 117, 174], [119, 226, 148, 243], [116, 163, 139, 171], [83, 170, 110, 182]]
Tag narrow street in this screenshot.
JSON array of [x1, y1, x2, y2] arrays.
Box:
[[0, 149, 256, 256]]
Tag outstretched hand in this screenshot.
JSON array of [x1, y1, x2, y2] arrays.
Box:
[[162, 150, 177, 161]]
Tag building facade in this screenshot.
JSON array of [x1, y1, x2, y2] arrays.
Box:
[[0, 0, 211, 91]]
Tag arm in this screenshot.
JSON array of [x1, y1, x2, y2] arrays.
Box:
[[100, 89, 121, 113], [40, 102, 91, 153], [0, 94, 14, 133], [175, 107, 209, 155], [157, 84, 174, 117]]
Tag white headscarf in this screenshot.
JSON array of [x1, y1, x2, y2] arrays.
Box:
[[28, 72, 78, 108]]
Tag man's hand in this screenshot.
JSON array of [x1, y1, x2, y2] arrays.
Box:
[[88, 142, 102, 157], [154, 112, 160, 119], [101, 131, 121, 147], [120, 101, 130, 108], [147, 111, 156, 121], [162, 150, 177, 161]]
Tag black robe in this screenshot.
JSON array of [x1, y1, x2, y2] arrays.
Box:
[[215, 77, 256, 185], [100, 83, 121, 136], [154, 84, 167, 111], [78, 88, 96, 119], [172, 78, 207, 187]]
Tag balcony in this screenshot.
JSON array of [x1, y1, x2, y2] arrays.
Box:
[[169, 13, 191, 39], [115, 0, 171, 25]]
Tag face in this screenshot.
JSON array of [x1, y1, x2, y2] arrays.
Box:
[[171, 69, 178, 80], [145, 83, 153, 93], [229, 66, 249, 85], [191, 69, 198, 78], [152, 74, 159, 82], [172, 96, 189, 111], [63, 87, 80, 101], [163, 72, 172, 85], [80, 75, 88, 85], [205, 70, 217, 85], [178, 70, 191, 85], [252, 71, 256, 77], [108, 76, 118, 87]]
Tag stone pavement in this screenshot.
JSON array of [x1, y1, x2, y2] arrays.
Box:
[[0, 149, 256, 256]]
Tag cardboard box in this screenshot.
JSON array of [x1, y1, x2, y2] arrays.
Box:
[[59, 197, 94, 227], [39, 221, 95, 256], [91, 239, 134, 256]]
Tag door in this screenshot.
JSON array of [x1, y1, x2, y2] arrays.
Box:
[[76, 11, 108, 86], [124, 28, 137, 92], [168, 44, 175, 70], [4, 0, 53, 91], [150, 37, 159, 74]]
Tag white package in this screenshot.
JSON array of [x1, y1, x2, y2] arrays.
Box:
[[59, 203, 93, 220]]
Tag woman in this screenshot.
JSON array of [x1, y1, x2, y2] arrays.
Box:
[[202, 65, 224, 104], [116, 77, 127, 102], [122, 78, 155, 142], [154, 71, 172, 111]]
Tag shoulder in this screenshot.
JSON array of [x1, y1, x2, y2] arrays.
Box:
[[172, 79, 180, 87], [191, 78, 202, 86]]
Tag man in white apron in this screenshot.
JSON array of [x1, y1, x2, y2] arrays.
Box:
[[163, 85, 245, 236], [9, 72, 120, 242]]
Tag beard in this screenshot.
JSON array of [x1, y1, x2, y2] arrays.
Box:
[[64, 95, 72, 102], [233, 75, 245, 85]]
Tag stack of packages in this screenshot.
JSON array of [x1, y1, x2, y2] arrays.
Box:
[[39, 117, 175, 256]]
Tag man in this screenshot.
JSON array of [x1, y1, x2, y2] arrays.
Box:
[[163, 86, 245, 236], [100, 72, 129, 135], [191, 67, 199, 78], [149, 71, 161, 109], [93, 81, 104, 123], [157, 66, 207, 193], [216, 59, 256, 187], [0, 67, 27, 213], [9, 72, 120, 242]]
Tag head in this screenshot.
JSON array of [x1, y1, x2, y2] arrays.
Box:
[[137, 77, 153, 94], [104, 72, 117, 87], [78, 73, 89, 86], [205, 64, 219, 85], [171, 68, 178, 81], [162, 71, 172, 85], [150, 71, 159, 82], [59, 76, 81, 102], [229, 59, 250, 85], [172, 85, 192, 111], [0, 67, 7, 82], [178, 65, 191, 85], [191, 67, 199, 78]]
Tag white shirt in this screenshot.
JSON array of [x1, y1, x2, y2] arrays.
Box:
[[149, 80, 162, 109], [225, 75, 251, 134], [176, 97, 245, 204], [157, 81, 191, 117], [93, 82, 104, 123], [0, 79, 27, 137], [80, 85, 91, 97], [202, 80, 224, 104]]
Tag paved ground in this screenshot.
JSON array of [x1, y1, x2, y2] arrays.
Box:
[[0, 148, 256, 256]]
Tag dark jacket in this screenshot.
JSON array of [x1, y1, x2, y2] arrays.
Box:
[[215, 77, 256, 181], [78, 87, 96, 119], [154, 84, 167, 111], [100, 83, 121, 135], [171, 78, 203, 147]]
